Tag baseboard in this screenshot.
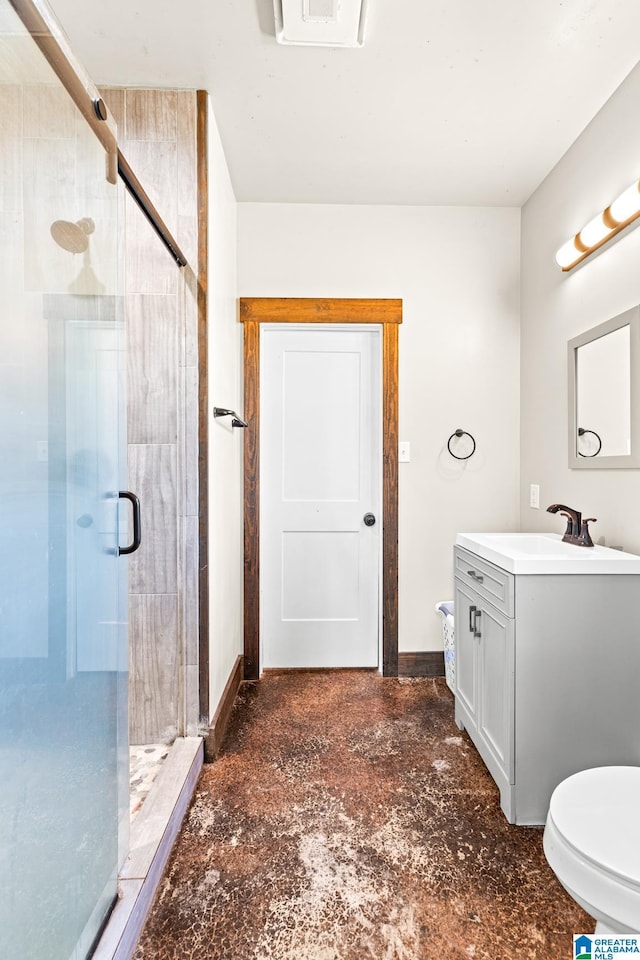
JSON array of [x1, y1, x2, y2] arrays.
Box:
[[203, 654, 244, 762], [262, 667, 379, 674], [398, 651, 445, 678]]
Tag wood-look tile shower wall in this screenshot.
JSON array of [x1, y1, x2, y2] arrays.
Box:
[[102, 88, 200, 745]]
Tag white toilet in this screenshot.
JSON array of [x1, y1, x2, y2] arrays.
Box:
[[543, 766, 640, 933]]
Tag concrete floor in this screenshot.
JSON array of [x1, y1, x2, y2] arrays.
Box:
[[133, 672, 592, 960]]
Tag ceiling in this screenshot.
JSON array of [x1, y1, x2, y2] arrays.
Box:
[[49, 0, 640, 206]]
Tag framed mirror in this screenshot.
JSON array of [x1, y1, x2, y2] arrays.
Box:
[[568, 305, 640, 468]]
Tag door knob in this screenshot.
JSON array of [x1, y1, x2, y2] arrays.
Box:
[[363, 513, 376, 527]]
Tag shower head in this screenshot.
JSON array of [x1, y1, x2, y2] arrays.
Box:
[[50, 217, 95, 254]]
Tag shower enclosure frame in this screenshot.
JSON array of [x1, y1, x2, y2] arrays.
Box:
[[2, 1, 202, 958]]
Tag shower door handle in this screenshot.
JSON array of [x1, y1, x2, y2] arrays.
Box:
[[118, 490, 141, 556]]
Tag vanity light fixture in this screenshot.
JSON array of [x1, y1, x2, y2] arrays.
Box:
[[556, 179, 640, 271]]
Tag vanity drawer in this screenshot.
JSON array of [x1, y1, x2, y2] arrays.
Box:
[[454, 547, 514, 617]]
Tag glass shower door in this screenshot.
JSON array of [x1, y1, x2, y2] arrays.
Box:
[[0, 2, 127, 957]]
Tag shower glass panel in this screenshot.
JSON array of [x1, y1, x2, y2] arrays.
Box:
[[0, 3, 127, 958]]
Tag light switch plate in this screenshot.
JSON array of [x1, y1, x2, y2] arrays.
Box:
[[529, 483, 540, 509], [399, 441, 410, 463]]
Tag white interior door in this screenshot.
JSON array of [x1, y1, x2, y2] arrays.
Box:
[[261, 324, 381, 668]]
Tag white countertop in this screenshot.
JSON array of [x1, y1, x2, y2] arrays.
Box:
[[456, 532, 640, 575]]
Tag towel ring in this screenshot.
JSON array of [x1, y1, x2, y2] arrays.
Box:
[[447, 428, 476, 460], [577, 427, 602, 458]]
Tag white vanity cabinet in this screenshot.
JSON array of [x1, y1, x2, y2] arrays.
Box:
[[453, 533, 640, 825], [454, 548, 514, 801]]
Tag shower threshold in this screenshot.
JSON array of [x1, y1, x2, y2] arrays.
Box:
[[92, 736, 203, 960]]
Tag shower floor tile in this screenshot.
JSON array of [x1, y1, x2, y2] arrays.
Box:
[[129, 743, 170, 819]]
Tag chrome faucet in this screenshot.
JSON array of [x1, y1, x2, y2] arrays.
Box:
[[546, 503, 596, 547]]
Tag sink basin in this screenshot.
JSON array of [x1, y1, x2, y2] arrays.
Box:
[[456, 532, 640, 575]]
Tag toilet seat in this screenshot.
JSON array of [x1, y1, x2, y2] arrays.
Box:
[[544, 766, 640, 933], [550, 766, 640, 884]]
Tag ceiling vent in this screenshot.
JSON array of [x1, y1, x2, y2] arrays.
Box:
[[273, 0, 368, 47]]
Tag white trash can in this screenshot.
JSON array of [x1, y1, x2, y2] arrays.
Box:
[[435, 601, 455, 694]]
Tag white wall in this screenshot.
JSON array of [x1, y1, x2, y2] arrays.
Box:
[[207, 100, 244, 716], [237, 203, 521, 652], [521, 61, 640, 555]]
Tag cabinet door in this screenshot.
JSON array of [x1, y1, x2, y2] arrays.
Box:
[[454, 581, 479, 723], [477, 603, 514, 783]]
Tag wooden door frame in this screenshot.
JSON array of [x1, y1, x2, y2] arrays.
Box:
[[240, 297, 402, 680]]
